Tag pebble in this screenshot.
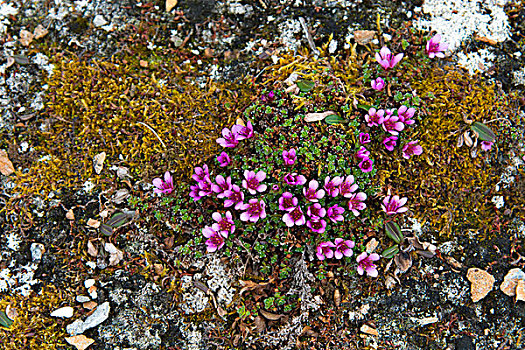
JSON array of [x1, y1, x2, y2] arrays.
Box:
[[83, 301, 97, 310], [51, 306, 74, 318], [76, 295, 91, 303], [88, 285, 98, 299], [84, 279, 96, 289], [65, 335, 95, 350], [360, 324, 379, 336], [500, 268, 525, 297], [30, 243, 45, 261], [467, 268, 495, 302], [66, 302, 110, 335], [93, 15, 108, 28]]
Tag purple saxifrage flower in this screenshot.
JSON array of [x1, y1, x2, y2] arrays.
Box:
[[242, 170, 267, 195], [365, 108, 385, 127], [211, 211, 235, 236], [316, 241, 336, 260], [261, 91, 275, 103], [284, 172, 307, 186], [357, 146, 370, 160], [382, 195, 408, 215], [189, 184, 202, 201], [348, 192, 367, 216], [339, 175, 359, 198], [358, 158, 374, 173], [240, 198, 266, 223], [279, 192, 298, 211], [232, 120, 254, 140], [383, 135, 398, 152], [397, 105, 416, 125], [359, 132, 371, 145], [481, 141, 493, 151], [307, 203, 326, 218], [356, 252, 380, 277], [283, 206, 306, 227], [192, 164, 210, 183], [426, 34, 448, 59], [303, 180, 325, 202], [382, 113, 404, 135], [202, 226, 226, 253], [334, 238, 355, 259], [272, 184, 280, 191], [282, 148, 297, 165], [211, 175, 232, 198], [217, 152, 231, 167], [327, 204, 345, 223], [324, 175, 343, 197], [375, 46, 404, 70], [371, 77, 385, 91], [197, 177, 214, 197], [307, 217, 327, 234], [216, 127, 239, 148], [223, 184, 245, 210], [402, 140, 423, 159], [153, 171, 174, 195]]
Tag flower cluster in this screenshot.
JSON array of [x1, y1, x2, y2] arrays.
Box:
[[216, 120, 254, 148], [316, 239, 355, 260], [152, 171, 174, 195]]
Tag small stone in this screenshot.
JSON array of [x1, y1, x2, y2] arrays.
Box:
[[51, 306, 74, 318], [84, 279, 96, 289], [86, 219, 100, 228], [353, 30, 376, 45], [516, 280, 525, 302], [87, 241, 98, 257], [65, 335, 95, 350], [66, 302, 110, 335], [66, 319, 85, 335], [93, 15, 108, 28], [33, 24, 49, 39], [76, 296, 91, 303], [500, 268, 525, 297], [19, 29, 34, 46], [166, 0, 178, 12], [360, 324, 379, 336], [93, 152, 106, 174], [467, 268, 495, 302], [30, 243, 45, 261], [66, 209, 75, 220], [88, 285, 98, 300], [366, 238, 379, 254], [83, 301, 97, 310]]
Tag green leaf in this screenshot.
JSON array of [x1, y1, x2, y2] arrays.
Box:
[[401, 39, 409, 50], [0, 311, 13, 328], [296, 79, 315, 92], [470, 122, 496, 142], [382, 245, 400, 259], [12, 55, 30, 65], [106, 212, 132, 228], [99, 224, 114, 236], [385, 221, 403, 244], [324, 114, 349, 125], [356, 104, 372, 111]]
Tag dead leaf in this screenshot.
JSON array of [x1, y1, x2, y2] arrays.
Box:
[[444, 256, 463, 269], [105, 243, 123, 266], [6, 56, 15, 69], [366, 238, 379, 253], [394, 251, 412, 273], [0, 150, 15, 175], [239, 279, 271, 296], [334, 289, 341, 307], [304, 111, 336, 122], [463, 131, 473, 147], [456, 134, 464, 148], [87, 241, 98, 257], [93, 152, 106, 174], [166, 0, 177, 12], [19, 30, 34, 46], [406, 236, 424, 250], [300, 326, 319, 337], [254, 316, 266, 333], [475, 35, 498, 46], [360, 324, 379, 336], [6, 305, 18, 321], [33, 24, 49, 39], [353, 30, 376, 45], [259, 309, 284, 321]]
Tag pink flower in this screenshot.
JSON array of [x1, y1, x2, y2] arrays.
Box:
[[316, 241, 336, 260], [383, 135, 398, 151], [356, 252, 380, 277], [197, 178, 214, 197], [203, 226, 226, 253], [240, 198, 266, 223], [334, 238, 354, 259], [153, 171, 174, 195], [303, 180, 325, 202], [192, 165, 209, 183], [282, 206, 306, 227], [217, 152, 231, 167], [397, 106, 416, 125], [223, 184, 245, 210], [261, 91, 275, 103], [306, 203, 326, 218], [339, 175, 358, 198], [348, 192, 367, 216], [426, 34, 448, 59], [272, 184, 280, 191], [358, 158, 374, 173], [365, 108, 385, 127], [402, 141, 423, 159], [216, 127, 239, 148], [279, 192, 298, 211], [371, 77, 385, 91], [282, 148, 297, 165], [357, 146, 370, 160], [189, 184, 202, 201], [481, 141, 493, 151], [359, 132, 371, 145], [211, 211, 235, 236], [382, 195, 408, 215], [242, 170, 267, 195], [327, 204, 345, 223], [284, 172, 307, 186], [307, 217, 327, 233], [324, 176, 343, 197], [375, 47, 403, 70], [211, 175, 232, 198], [382, 113, 404, 135], [232, 121, 254, 140]]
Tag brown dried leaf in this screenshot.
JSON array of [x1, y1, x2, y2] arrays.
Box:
[[475, 35, 498, 46], [463, 131, 473, 147], [304, 111, 336, 122], [0, 150, 15, 176], [444, 256, 463, 269], [254, 316, 266, 333], [87, 241, 98, 257], [259, 309, 284, 321], [334, 289, 341, 307], [456, 134, 464, 148], [406, 236, 424, 250], [239, 279, 270, 296], [394, 251, 412, 273]]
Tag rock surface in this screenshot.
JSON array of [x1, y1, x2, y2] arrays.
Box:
[[466, 268, 495, 302]]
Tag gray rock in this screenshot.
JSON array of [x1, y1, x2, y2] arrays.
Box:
[[66, 302, 110, 335]]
